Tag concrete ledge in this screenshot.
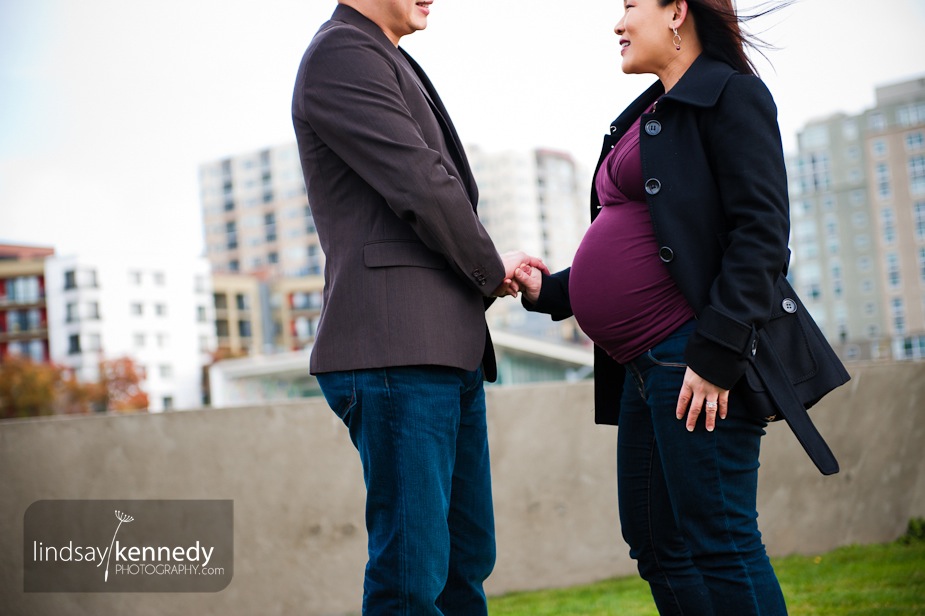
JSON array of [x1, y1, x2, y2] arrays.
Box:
[[1, 361, 923, 615]]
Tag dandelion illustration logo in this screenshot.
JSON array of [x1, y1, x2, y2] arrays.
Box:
[[99, 510, 134, 582]]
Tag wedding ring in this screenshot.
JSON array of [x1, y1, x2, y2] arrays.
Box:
[[705, 401, 718, 411]]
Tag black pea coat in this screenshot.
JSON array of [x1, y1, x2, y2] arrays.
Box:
[[529, 55, 847, 463]]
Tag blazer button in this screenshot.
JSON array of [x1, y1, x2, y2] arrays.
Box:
[[658, 246, 674, 262], [645, 178, 662, 195], [782, 298, 798, 313], [644, 120, 662, 136]]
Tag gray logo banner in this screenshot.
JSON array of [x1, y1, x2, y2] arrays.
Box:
[[24, 500, 233, 593]]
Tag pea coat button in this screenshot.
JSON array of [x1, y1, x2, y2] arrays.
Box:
[[782, 298, 798, 313], [645, 178, 662, 195], [645, 120, 662, 136], [658, 246, 674, 262]]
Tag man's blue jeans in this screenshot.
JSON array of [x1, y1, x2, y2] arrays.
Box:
[[618, 320, 787, 615], [316, 365, 496, 616]]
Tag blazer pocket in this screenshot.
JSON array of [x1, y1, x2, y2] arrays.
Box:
[[363, 240, 448, 270]]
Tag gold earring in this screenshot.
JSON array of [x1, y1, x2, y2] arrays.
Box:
[[673, 28, 682, 51]]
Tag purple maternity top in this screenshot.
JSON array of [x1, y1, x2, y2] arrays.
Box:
[[569, 112, 695, 364]]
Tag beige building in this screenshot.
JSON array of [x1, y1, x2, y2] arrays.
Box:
[[788, 75, 925, 360], [211, 273, 324, 357]]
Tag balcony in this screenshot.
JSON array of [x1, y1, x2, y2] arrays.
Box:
[[1, 360, 923, 615]]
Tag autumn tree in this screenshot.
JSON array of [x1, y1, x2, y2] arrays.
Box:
[[0, 355, 149, 419], [0, 356, 61, 419]]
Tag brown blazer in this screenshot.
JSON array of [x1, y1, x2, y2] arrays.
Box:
[[292, 5, 504, 379]]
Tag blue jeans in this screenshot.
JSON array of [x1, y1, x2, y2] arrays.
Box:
[[617, 320, 787, 615], [316, 366, 496, 616]]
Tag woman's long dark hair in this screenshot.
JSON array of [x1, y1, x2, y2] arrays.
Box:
[[661, 0, 795, 76]]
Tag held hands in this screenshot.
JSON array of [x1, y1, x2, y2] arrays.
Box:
[[492, 251, 549, 298], [676, 367, 729, 432], [512, 262, 543, 304]]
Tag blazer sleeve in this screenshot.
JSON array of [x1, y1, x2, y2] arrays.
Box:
[[684, 74, 791, 389], [292, 26, 504, 295], [522, 268, 574, 321]]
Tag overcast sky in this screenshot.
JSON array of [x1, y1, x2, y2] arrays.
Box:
[[1, 0, 924, 260]]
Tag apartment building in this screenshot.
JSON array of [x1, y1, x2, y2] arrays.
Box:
[[44, 254, 217, 411], [0, 243, 55, 363], [787, 75, 925, 360]]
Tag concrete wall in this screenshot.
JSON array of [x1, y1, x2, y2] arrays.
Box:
[[1, 361, 923, 616]]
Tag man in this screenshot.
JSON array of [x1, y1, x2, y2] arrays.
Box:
[[292, 1, 546, 613]]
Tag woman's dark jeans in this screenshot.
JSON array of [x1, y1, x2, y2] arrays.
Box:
[[618, 320, 787, 615]]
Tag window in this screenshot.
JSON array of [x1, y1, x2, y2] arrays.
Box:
[[216, 319, 229, 337], [134, 333, 146, 348], [87, 302, 100, 320], [226, 221, 238, 250], [159, 364, 173, 379], [162, 396, 174, 411], [239, 320, 252, 338], [129, 270, 142, 285], [268, 251, 279, 264], [876, 163, 891, 199], [869, 112, 886, 132], [916, 202, 925, 240], [898, 103, 925, 127], [907, 132, 925, 151], [887, 253, 901, 288], [66, 302, 78, 323], [265, 213, 277, 242], [87, 334, 102, 352], [872, 140, 887, 157], [156, 333, 169, 348], [130, 302, 144, 316], [919, 248, 925, 283], [64, 270, 77, 290], [153, 271, 165, 286], [891, 297, 905, 334], [68, 334, 81, 355], [155, 303, 168, 317], [236, 293, 249, 311], [882, 208, 896, 244], [197, 306, 207, 323], [214, 293, 228, 309], [909, 156, 925, 194]]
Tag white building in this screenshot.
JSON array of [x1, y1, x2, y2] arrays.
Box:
[[45, 254, 217, 411]]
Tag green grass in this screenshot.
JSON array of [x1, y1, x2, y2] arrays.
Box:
[[489, 539, 925, 615]]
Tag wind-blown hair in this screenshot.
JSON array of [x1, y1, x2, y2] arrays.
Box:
[[660, 0, 795, 76]]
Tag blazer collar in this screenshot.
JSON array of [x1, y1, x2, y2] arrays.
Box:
[[331, 4, 398, 53]]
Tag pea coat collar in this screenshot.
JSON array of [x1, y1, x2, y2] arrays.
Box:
[[605, 54, 738, 142]]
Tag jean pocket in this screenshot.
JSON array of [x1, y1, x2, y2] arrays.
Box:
[[316, 371, 358, 422], [645, 348, 687, 369]]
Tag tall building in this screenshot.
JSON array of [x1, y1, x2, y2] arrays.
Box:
[[469, 146, 586, 272], [787, 75, 925, 360], [199, 143, 590, 354], [199, 143, 322, 278], [0, 243, 55, 363], [468, 146, 588, 342], [44, 254, 217, 411]]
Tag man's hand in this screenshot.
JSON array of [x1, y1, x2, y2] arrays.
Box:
[[492, 251, 549, 298]]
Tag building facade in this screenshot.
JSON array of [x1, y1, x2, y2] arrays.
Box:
[[44, 254, 217, 411], [0, 244, 55, 363], [788, 75, 925, 360]]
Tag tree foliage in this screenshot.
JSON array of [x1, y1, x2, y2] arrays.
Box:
[[0, 355, 149, 419]]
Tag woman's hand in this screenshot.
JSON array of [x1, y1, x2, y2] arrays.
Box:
[[676, 367, 729, 432], [512, 263, 543, 304]]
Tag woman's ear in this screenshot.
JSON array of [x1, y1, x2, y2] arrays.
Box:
[[671, 0, 689, 30]]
